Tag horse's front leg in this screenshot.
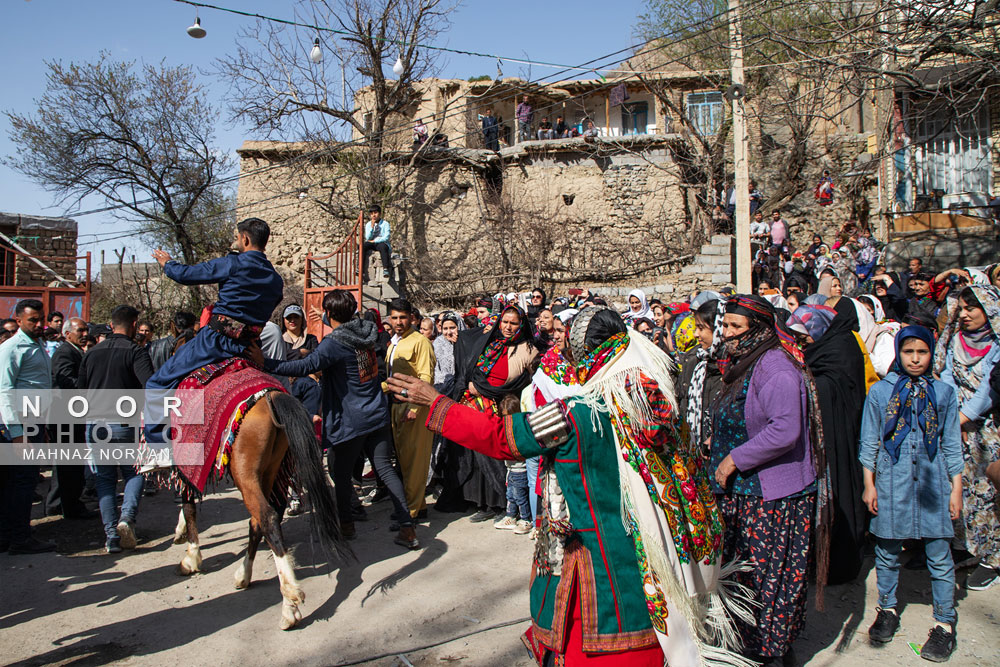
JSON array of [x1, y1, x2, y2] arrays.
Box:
[[176, 498, 203, 575]]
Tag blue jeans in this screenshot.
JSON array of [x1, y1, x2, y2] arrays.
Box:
[[91, 424, 143, 540], [505, 469, 530, 521], [526, 456, 539, 522], [875, 537, 956, 624]]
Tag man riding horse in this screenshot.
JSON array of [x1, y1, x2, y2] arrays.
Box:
[[144, 217, 284, 445]]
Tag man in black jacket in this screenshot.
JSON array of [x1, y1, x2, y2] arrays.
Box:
[[45, 317, 94, 519], [78, 305, 155, 553], [148, 310, 197, 371]]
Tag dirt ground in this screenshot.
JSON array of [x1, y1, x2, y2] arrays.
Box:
[[2, 476, 997, 667]]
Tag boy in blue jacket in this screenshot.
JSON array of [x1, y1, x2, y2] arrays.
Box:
[[859, 325, 964, 662]]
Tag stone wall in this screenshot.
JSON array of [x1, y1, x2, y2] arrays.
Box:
[[236, 134, 877, 310], [237, 137, 716, 307]]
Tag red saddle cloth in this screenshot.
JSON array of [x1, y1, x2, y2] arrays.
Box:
[[171, 358, 285, 493]]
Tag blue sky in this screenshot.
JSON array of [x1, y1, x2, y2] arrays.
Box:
[[0, 0, 645, 268]]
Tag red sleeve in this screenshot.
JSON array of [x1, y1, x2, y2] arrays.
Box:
[[425, 396, 522, 461], [928, 278, 948, 301]]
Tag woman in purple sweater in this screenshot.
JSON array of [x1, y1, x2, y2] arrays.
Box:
[[709, 295, 825, 667]]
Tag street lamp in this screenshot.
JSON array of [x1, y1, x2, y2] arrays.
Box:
[[310, 39, 322, 64], [186, 17, 206, 39]]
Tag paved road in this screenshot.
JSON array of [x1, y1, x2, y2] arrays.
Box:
[[2, 478, 998, 666]]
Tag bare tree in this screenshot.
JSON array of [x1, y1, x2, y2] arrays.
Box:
[[4, 53, 233, 265], [216, 0, 456, 206]]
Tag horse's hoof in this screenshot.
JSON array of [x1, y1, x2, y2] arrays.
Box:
[[177, 549, 203, 576], [234, 565, 251, 590], [279, 602, 302, 630]]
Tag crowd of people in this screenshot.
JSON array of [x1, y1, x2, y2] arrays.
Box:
[[1, 213, 999, 666]]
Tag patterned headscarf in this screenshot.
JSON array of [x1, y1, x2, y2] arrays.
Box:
[[787, 304, 837, 341], [670, 312, 698, 354], [884, 326, 939, 463], [684, 299, 726, 452], [933, 285, 1000, 375]]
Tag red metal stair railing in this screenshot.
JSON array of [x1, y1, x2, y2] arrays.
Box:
[[303, 212, 364, 340]]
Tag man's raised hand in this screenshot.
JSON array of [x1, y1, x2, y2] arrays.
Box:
[[152, 249, 172, 268]]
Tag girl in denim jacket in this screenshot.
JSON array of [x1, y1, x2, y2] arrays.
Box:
[[859, 325, 964, 662]]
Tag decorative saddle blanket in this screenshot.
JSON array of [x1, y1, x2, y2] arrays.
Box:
[[171, 358, 285, 493]]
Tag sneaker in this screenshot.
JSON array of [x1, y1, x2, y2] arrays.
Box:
[[116, 520, 137, 550], [8, 537, 56, 555], [868, 607, 900, 644], [468, 509, 496, 523], [286, 499, 302, 516], [106, 537, 122, 554], [920, 624, 956, 662], [513, 519, 532, 535], [966, 565, 999, 591], [494, 516, 518, 530]]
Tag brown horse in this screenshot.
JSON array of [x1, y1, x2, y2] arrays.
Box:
[[169, 390, 351, 629]]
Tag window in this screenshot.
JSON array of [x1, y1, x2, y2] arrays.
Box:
[[687, 91, 724, 136], [912, 104, 991, 199], [621, 101, 652, 135]]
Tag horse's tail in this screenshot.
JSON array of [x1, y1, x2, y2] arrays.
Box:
[[267, 391, 355, 563]]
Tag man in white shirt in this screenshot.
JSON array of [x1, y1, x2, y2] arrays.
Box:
[[749, 211, 771, 243]]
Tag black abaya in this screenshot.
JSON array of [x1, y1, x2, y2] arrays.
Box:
[[805, 298, 868, 585]]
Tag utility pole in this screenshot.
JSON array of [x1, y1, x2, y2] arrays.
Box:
[[728, 0, 751, 292]]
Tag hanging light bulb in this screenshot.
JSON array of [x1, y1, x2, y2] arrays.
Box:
[[310, 38, 322, 64], [186, 16, 206, 39], [392, 55, 405, 77]]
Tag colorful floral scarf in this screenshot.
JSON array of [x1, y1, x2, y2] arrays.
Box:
[[538, 346, 578, 386], [576, 331, 628, 384]]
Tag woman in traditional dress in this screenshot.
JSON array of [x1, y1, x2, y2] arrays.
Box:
[[449, 304, 540, 522], [387, 307, 750, 666], [793, 300, 868, 586], [934, 285, 1000, 591], [709, 295, 826, 666], [432, 311, 464, 394]]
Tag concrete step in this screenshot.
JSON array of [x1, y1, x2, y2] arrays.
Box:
[[712, 234, 733, 246], [681, 265, 702, 276], [700, 244, 729, 256], [710, 272, 733, 285]]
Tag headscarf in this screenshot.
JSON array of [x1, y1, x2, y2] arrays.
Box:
[[623, 288, 654, 323], [685, 299, 725, 452], [476, 304, 530, 375], [670, 312, 698, 354], [933, 285, 1000, 375], [851, 298, 879, 353], [721, 295, 781, 389], [858, 294, 886, 322], [788, 304, 837, 341], [817, 272, 838, 298], [883, 325, 939, 464]]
